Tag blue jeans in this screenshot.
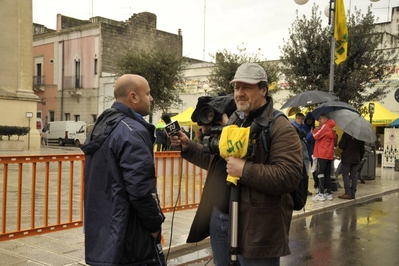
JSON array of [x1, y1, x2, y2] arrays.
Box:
[[210, 207, 280, 266], [210, 207, 230, 266]]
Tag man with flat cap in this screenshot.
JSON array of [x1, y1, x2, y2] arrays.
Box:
[[171, 63, 302, 265]]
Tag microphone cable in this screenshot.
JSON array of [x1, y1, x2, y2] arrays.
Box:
[[165, 143, 184, 262]]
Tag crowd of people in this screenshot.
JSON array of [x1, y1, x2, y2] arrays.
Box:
[[292, 111, 365, 202], [81, 63, 366, 266]]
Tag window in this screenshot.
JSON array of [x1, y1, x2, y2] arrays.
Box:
[[65, 113, 70, 121], [94, 58, 98, 75], [92, 114, 97, 122], [37, 112, 42, 119], [49, 111, 55, 122], [34, 57, 44, 86], [75, 115, 80, 122], [75, 60, 81, 88], [36, 63, 42, 85]]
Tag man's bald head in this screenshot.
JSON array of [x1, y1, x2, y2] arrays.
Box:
[[114, 74, 147, 101], [113, 74, 153, 116]]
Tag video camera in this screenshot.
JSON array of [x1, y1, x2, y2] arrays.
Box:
[[202, 117, 268, 156], [191, 93, 268, 156], [191, 93, 236, 126]]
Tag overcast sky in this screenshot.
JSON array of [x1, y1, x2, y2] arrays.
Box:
[[32, 0, 399, 62]]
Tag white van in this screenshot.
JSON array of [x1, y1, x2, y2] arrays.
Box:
[[44, 121, 86, 146]]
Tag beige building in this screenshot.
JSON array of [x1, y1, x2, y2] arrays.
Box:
[[0, 0, 40, 150]]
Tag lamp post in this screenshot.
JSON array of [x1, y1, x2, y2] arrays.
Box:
[[25, 112, 33, 150], [294, 0, 336, 94], [293, 0, 379, 95], [202, 83, 209, 95], [369, 102, 375, 124]]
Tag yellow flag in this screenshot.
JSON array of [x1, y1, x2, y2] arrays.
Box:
[[334, 0, 348, 65]]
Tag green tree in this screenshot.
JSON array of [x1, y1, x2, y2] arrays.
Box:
[[116, 49, 185, 122], [280, 4, 396, 110], [208, 46, 281, 95]]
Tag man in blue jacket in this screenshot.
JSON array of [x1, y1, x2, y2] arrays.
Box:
[[81, 74, 165, 266]]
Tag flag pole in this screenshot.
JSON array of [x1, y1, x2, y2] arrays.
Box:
[[328, 0, 336, 95]]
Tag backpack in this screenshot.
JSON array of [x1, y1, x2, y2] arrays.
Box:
[[262, 109, 309, 211]]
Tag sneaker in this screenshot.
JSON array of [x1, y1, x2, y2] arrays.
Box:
[[325, 193, 333, 201], [312, 193, 325, 202], [314, 187, 319, 194]]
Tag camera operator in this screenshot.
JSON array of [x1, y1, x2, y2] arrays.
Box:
[[225, 63, 302, 265], [170, 94, 236, 265], [171, 63, 302, 266]]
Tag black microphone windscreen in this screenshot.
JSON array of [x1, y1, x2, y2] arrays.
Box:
[[161, 114, 172, 124]]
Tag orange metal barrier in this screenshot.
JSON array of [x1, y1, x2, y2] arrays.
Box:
[[0, 151, 206, 241]]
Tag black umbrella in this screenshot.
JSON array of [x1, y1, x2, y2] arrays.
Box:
[[281, 91, 339, 109], [312, 101, 358, 120]]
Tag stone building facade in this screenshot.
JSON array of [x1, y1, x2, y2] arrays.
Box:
[[33, 12, 183, 125]]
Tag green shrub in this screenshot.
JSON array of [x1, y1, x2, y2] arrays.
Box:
[[0, 126, 30, 140]]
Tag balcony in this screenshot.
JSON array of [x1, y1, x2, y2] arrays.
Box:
[[33, 75, 45, 91], [63, 75, 83, 89]]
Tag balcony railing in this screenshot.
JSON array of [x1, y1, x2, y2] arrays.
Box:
[[63, 76, 83, 89], [33, 76, 45, 87]]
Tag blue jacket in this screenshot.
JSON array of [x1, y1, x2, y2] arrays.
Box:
[[81, 102, 165, 265]]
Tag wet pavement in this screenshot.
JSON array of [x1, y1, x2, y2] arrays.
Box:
[[1, 146, 399, 265], [283, 192, 399, 266]]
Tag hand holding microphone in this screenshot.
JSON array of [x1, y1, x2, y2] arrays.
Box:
[[161, 114, 181, 137], [162, 114, 189, 150]]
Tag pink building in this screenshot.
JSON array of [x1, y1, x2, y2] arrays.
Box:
[[33, 12, 182, 124]]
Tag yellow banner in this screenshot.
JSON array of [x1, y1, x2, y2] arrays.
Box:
[[334, 0, 348, 65]]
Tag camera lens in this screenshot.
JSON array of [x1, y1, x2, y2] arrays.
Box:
[[198, 106, 215, 125]]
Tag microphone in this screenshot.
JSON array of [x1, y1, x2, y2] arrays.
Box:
[[162, 114, 181, 137]]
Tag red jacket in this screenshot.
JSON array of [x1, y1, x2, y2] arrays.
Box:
[[312, 119, 336, 160]]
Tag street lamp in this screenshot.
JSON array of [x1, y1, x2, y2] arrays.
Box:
[[294, 0, 378, 94], [294, 0, 309, 5], [369, 102, 375, 124], [294, 0, 337, 94], [370, 0, 392, 21], [202, 83, 209, 95], [25, 112, 33, 150]]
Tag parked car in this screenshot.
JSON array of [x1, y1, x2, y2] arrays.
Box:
[[44, 121, 86, 146]]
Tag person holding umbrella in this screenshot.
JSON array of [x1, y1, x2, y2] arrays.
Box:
[[338, 132, 365, 199], [312, 113, 336, 202]]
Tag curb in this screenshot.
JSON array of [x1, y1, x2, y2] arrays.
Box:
[[166, 188, 399, 262], [293, 187, 399, 220]]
